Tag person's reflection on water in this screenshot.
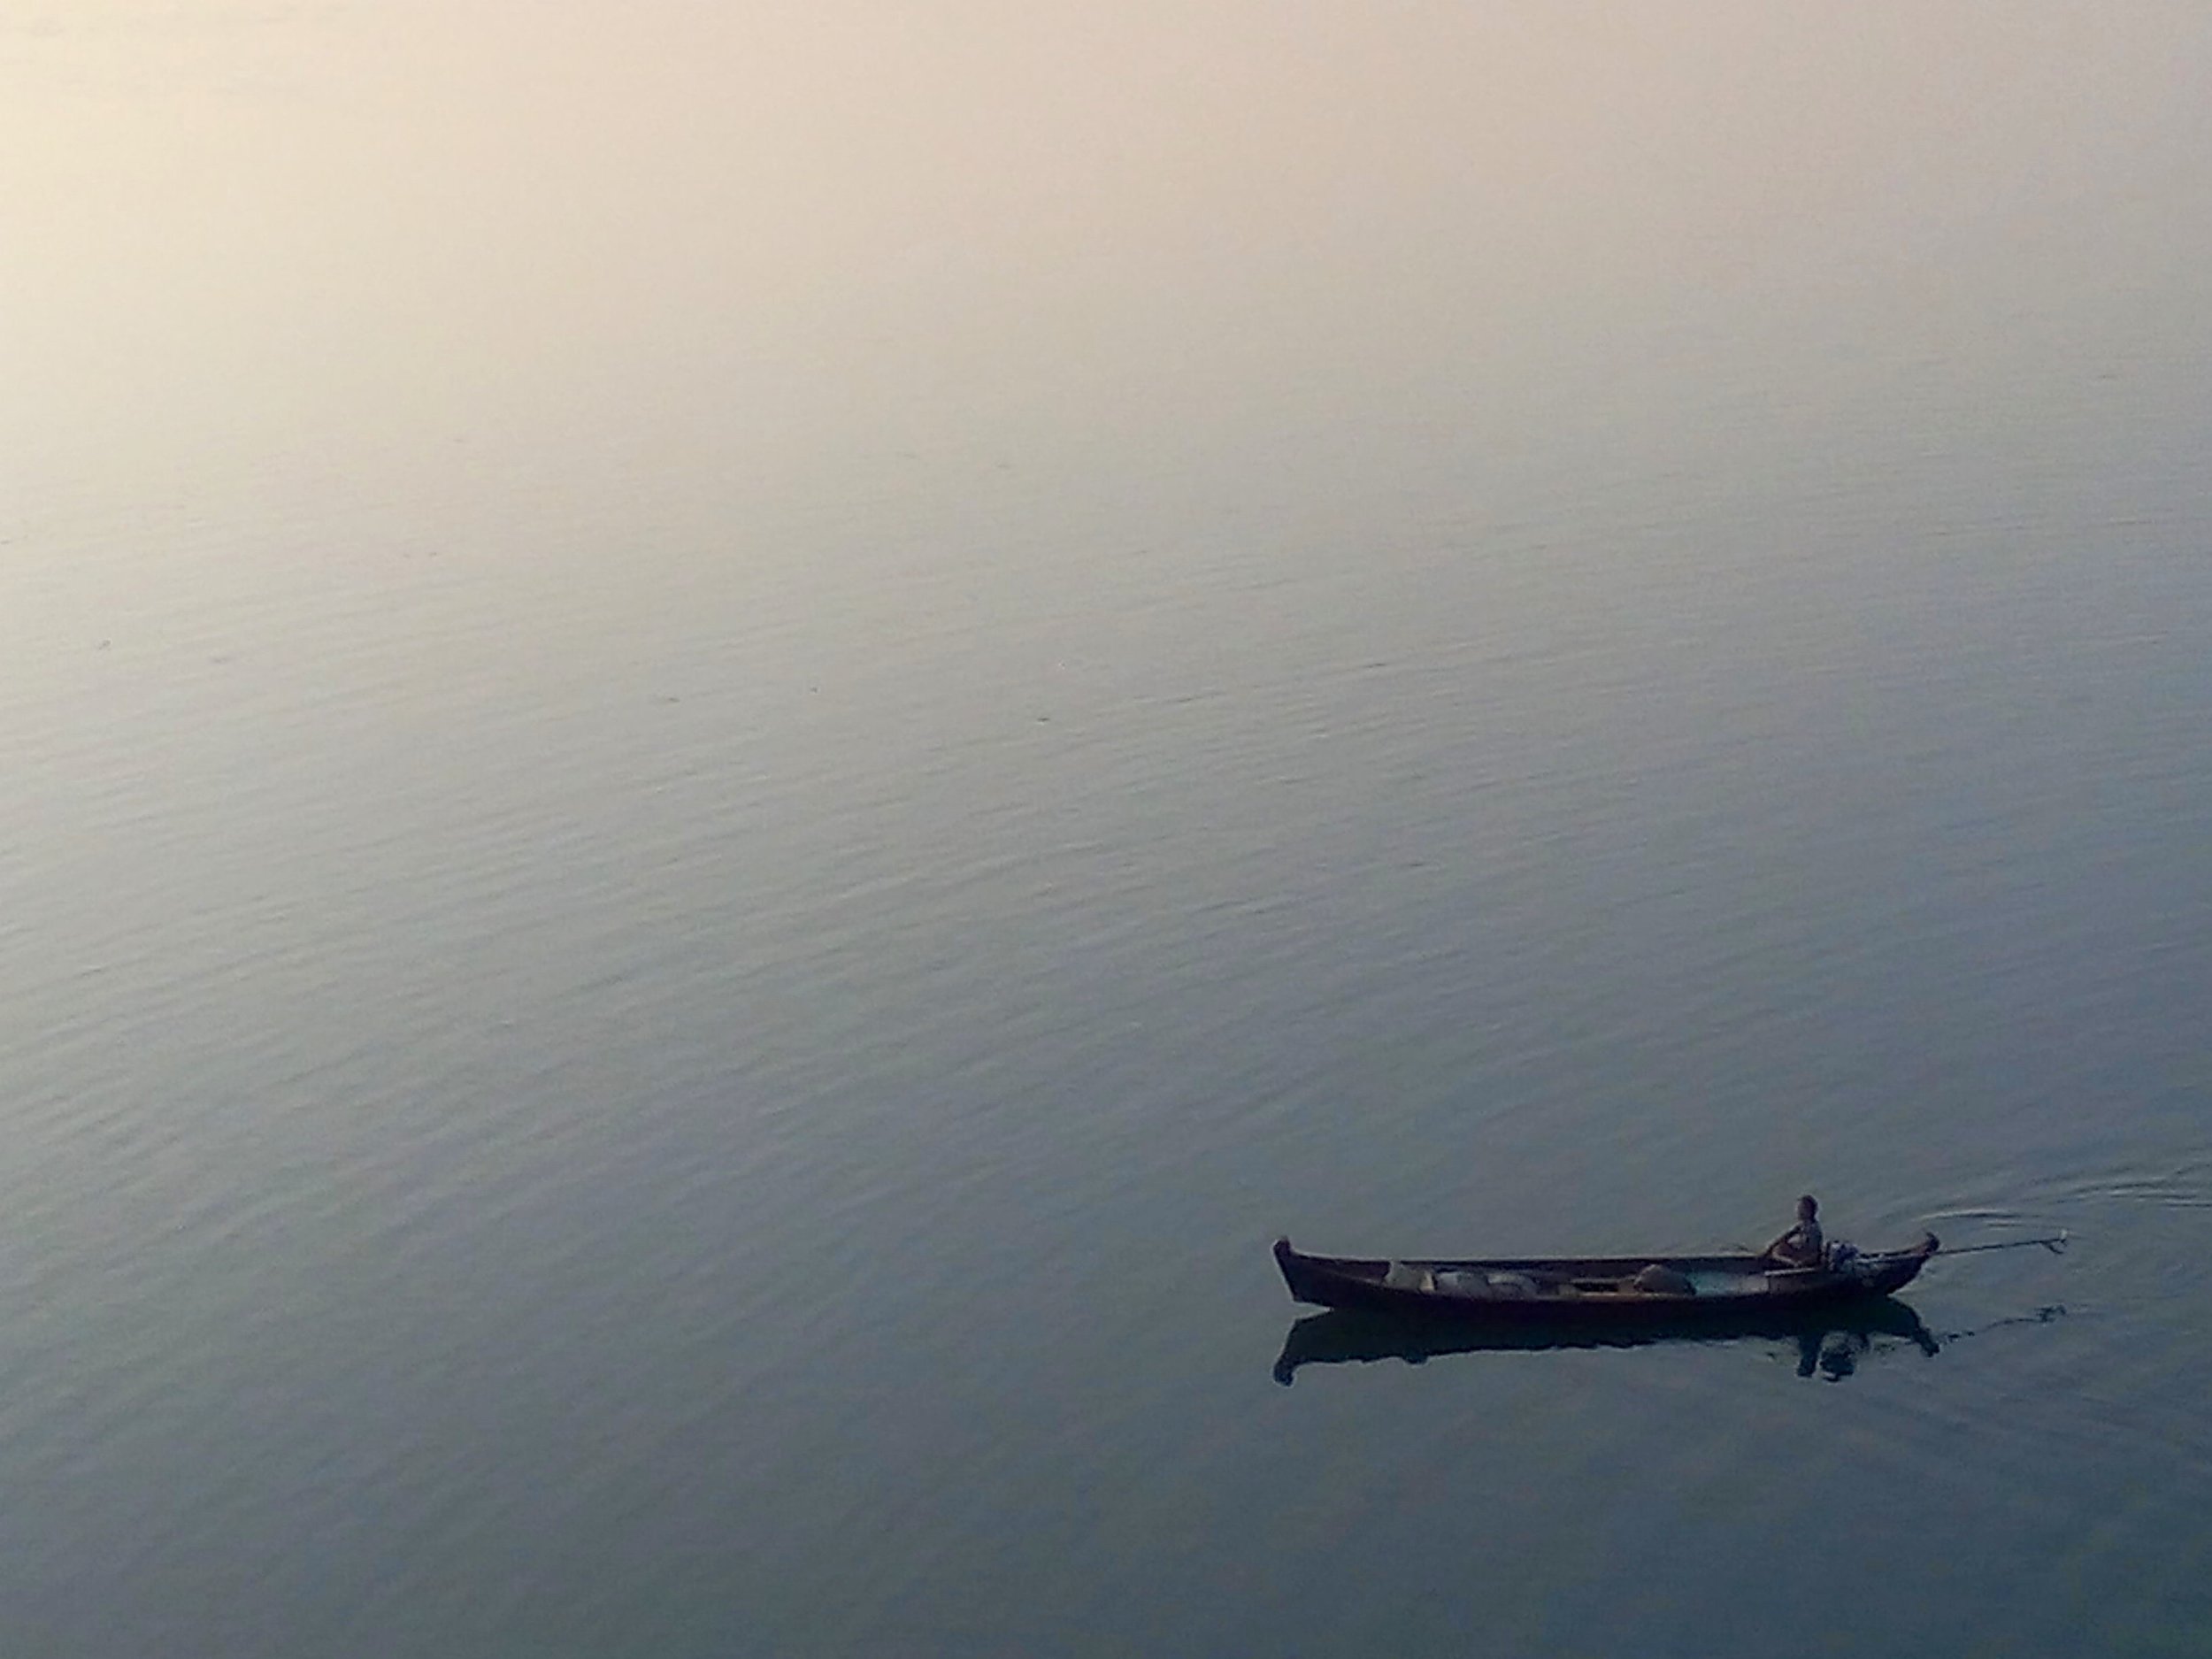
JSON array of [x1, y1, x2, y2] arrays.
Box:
[[1798, 1328, 1863, 1380], [1792, 1310, 1942, 1379]]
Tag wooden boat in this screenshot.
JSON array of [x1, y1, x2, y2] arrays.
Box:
[[1273, 1231, 1939, 1319], [1271, 1296, 1939, 1386]]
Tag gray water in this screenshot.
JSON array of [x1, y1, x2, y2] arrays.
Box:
[[5, 5, 2211, 1655]]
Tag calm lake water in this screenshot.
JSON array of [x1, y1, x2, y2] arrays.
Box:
[[5, 4, 2211, 1655]]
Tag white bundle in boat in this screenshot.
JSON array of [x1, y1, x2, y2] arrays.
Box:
[[1382, 1261, 1436, 1292], [1429, 1269, 1537, 1298]]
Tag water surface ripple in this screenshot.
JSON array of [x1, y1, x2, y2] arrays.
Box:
[[5, 4, 2212, 1655]]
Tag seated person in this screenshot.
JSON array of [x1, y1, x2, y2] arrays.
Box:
[[1763, 1194, 1825, 1268]]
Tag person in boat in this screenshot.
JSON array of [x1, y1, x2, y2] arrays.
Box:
[[1763, 1194, 1825, 1268]]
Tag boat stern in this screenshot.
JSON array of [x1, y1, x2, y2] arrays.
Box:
[[1866, 1232, 1941, 1294]]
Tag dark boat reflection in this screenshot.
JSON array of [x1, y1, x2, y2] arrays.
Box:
[[1273, 1295, 1940, 1386]]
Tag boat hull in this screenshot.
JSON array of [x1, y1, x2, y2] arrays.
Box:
[[1273, 1233, 1939, 1318]]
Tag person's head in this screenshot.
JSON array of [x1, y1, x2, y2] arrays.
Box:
[[1797, 1194, 1819, 1221]]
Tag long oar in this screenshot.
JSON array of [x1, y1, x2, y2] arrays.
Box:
[[1939, 1232, 2069, 1256]]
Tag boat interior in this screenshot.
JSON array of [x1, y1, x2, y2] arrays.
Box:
[[1367, 1257, 1788, 1301]]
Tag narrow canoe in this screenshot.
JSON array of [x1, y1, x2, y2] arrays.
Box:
[[1273, 1233, 1939, 1318]]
